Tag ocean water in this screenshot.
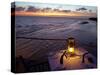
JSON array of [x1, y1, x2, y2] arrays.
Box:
[[15, 16, 97, 41], [15, 16, 97, 58]]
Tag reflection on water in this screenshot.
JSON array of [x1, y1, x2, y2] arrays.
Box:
[[15, 16, 97, 58]]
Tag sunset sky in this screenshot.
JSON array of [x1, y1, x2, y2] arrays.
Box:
[[11, 2, 97, 17]]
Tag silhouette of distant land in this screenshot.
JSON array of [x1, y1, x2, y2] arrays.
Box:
[[89, 17, 97, 21]]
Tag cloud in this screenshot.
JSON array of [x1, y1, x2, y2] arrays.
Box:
[[26, 6, 40, 12], [53, 9, 71, 13], [14, 5, 72, 13], [76, 7, 87, 11], [61, 10, 71, 13], [15, 7, 25, 11], [41, 8, 71, 13], [42, 7, 52, 12], [53, 9, 60, 12], [15, 6, 40, 12]]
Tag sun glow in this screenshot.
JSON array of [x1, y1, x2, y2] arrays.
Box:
[[12, 11, 95, 17]]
